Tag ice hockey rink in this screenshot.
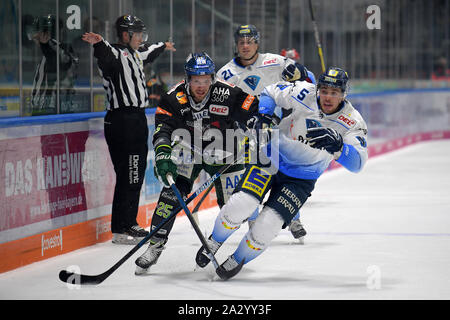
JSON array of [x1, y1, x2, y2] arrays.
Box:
[[1, 140, 449, 300]]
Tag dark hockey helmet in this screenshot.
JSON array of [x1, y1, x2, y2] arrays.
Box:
[[115, 15, 148, 41], [234, 24, 260, 44], [32, 14, 62, 39], [317, 67, 349, 94], [184, 52, 216, 81]]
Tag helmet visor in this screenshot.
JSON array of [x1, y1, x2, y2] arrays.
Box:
[[130, 30, 148, 42], [189, 76, 213, 87]]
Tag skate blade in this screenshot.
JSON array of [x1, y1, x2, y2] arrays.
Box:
[[134, 266, 151, 276], [112, 234, 143, 245]]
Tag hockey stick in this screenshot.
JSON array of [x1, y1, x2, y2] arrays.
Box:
[[308, 0, 326, 73], [190, 182, 214, 224], [168, 174, 244, 280], [175, 121, 248, 225], [167, 175, 224, 274], [58, 155, 241, 286]]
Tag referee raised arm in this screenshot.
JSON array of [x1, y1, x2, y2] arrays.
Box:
[[82, 15, 176, 245]]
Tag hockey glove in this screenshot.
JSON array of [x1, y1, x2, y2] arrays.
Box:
[[247, 113, 276, 130], [154, 146, 178, 187], [281, 63, 309, 82], [306, 127, 343, 155]]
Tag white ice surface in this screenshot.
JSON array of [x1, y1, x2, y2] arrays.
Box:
[[1, 140, 449, 300]]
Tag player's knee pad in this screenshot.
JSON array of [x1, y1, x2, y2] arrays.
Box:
[[249, 206, 284, 247], [211, 191, 259, 243], [219, 191, 260, 226]]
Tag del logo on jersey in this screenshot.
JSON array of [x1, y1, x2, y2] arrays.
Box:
[[337, 114, 356, 128], [209, 104, 229, 116]]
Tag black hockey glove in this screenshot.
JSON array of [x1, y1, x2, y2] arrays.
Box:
[[281, 63, 309, 82], [154, 146, 178, 187], [247, 113, 276, 130], [306, 127, 343, 154]]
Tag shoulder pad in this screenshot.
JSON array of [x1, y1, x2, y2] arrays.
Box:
[[167, 80, 185, 95], [215, 79, 235, 87]]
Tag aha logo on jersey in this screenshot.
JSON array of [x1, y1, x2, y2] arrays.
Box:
[[212, 87, 230, 103]]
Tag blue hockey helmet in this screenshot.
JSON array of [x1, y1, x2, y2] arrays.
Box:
[[184, 52, 215, 80], [234, 24, 260, 44], [317, 67, 349, 94]]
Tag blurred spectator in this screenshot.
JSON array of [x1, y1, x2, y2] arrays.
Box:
[[280, 48, 300, 61], [146, 69, 167, 108], [431, 56, 450, 81]]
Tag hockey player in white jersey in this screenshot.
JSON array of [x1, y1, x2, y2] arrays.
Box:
[[217, 24, 315, 96], [195, 67, 368, 279], [217, 24, 314, 241]]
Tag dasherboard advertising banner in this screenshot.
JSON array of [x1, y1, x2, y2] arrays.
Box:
[[0, 119, 115, 244]]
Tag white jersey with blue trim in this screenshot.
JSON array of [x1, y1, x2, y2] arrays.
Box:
[[217, 53, 294, 96], [261, 80, 368, 179]]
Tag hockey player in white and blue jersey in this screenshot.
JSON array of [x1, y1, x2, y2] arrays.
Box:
[[217, 24, 315, 241], [217, 24, 315, 97], [195, 67, 368, 279]]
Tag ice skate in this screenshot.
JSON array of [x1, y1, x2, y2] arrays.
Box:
[[134, 240, 166, 275], [112, 225, 149, 245], [216, 255, 245, 280], [289, 219, 307, 244], [195, 236, 223, 268]]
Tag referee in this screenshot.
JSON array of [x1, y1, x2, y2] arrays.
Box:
[[82, 15, 176, 244]]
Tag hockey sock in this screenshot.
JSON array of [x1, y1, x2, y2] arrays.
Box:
[[233, 205, 284, 265], [211, 213, 241, 243], [232, 232, 267, 264], [292, 211, 300, 221]]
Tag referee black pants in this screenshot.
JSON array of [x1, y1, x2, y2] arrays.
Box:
[[104, 108, 148, 233]]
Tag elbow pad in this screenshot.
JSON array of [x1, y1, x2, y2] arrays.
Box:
[[258, 93, 276, 116], [336, 144, 363, 173]]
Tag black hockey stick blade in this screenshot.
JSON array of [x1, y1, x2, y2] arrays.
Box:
[[216, 258, 245, 280], [59, 269, 109, 285]]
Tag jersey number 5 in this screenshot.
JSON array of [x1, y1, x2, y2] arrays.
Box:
[[296, 88, 310, 101]]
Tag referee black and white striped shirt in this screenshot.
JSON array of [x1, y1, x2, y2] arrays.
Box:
[[93, 39, 166, 110]]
